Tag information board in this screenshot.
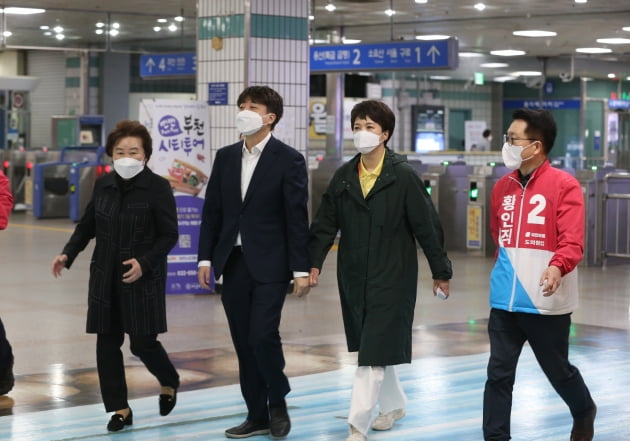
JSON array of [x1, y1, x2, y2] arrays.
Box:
[[310, 39, 458, 72]]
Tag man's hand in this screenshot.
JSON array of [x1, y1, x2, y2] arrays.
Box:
[[540, 265, 562, 296], [292, 276, 310, 297], [198, 266, 212, 290]]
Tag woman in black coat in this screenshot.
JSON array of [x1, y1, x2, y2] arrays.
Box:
[[51, 120, 180, 431]]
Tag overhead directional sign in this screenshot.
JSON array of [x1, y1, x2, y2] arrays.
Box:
[[140, 53, 196, 78], [310, 39, 458, 72]]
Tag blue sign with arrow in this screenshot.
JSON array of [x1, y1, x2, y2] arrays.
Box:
[[310, 39, 458, 72], [140, 53, 196, 78]]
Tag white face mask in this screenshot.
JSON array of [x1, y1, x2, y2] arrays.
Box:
[[501, 141, 535, 170], [113, 157, 144, 180], [235, 110, 267, 136], [353, 130, 382, 154]]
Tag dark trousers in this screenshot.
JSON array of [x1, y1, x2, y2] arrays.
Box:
[[0, 317, 13, 368], [221, 247, 290, 423], [96, 313, 179, 412], [483, 308, 595, 441]]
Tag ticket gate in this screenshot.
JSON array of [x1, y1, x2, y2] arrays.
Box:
[[421, 161, 473, 252], [577, 165, 626, 266], [32, 146, 106, 219], [4, 148, 59, 211], [68, 162, 111, 221], [465, 164, 511, 256]]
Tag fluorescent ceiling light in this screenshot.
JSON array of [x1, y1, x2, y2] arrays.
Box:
[[174, 16, 184, 22], [55, 34, 65, 40], [430, 75, 452, 80], [53, 26, 64, 33], [153, 26, 161, 32], [574, 0, 587, 3], [2, 7, 45, 14], [385, 9, 395, 16], [511, 71, 542, 76], [608, 73, 616, 79], [325, 3, 336, 12], [474, 3, 486, 11], [596, 38, 630, 44], [95, 29, 104, 35], [481, 62, 509, 68], [309, 15, 314, 20], [459, 52, 484, 57], [416, 34, 450, 40], [168, 24, 178, 32], [40, 25, 49, 30], [157, 18, 168, 23], [95, 22, 105, 28], [490, 49, 526, 56], [623, 27, 630, 32], [342, 37, 361, 44], [415, 0, 428, 3], [493, 76, 517, 82], [3, 31, 12, 37], [575, 47, 612, 54], [513, 30, 557, 37], [109, 29, 119, 36]]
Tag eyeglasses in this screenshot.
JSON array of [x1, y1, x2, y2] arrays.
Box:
[[503, 134, 539, 145]]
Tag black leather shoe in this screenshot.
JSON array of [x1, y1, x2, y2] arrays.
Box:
[[570, 405, 596, 441], [0, 357, 14, 396], [107, 409, 133, 432], [159, 389, 177, 416], [225, 420, 269, 439], [269, 402, 291, 440]]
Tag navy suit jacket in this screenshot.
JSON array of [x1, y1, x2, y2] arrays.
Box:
[[198, 135, 310, 283]]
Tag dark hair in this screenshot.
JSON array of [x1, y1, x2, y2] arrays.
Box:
[[237, 86, 283, 130], [511, 108, 556, 154], [482, 129, 491, 138], [105, 120, 153, 160], [350, 100, 395, 146]]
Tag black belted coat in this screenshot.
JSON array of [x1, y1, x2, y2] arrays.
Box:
[[62, 167, 178, 335], [309, 149, 452, 366]]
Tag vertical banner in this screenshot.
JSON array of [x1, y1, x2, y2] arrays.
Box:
[[143, 99, 213, 294]]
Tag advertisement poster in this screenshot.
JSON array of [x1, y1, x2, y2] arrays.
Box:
[[142, 99, 213, 294]]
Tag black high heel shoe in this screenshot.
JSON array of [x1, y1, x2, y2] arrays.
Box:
[[107, 409, 133, 432], [159, 389, 177, 416]]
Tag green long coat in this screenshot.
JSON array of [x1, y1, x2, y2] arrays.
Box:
[[309, 150, 452, 366]]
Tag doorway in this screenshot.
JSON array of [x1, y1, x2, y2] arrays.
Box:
[[449, 108, 471, 151]]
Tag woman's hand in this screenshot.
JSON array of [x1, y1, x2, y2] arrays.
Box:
[[51, 254, 68, 278], [122, 258, 143, 283], [309, 268, 320, 287]]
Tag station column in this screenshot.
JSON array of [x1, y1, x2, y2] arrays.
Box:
[[197, 0, 310, 157]]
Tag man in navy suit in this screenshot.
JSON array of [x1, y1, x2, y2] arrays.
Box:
[[198, 86, 310, 439]]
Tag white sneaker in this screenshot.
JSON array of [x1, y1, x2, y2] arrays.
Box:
[[371, 408, 405, 431], [345, 424, 367, 441]]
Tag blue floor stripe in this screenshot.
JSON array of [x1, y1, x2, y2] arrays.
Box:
[[2, 345, 629, 440]]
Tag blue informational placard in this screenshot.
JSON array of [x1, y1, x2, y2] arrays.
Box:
[[140, 53, 196, 77], [609, 99, 630, 109], [310, 39, 459, 72], [503, 99, 581, 110], [208, 82, 229, 105]]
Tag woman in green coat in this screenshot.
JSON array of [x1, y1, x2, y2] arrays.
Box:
[[309, 100, 452, 441]]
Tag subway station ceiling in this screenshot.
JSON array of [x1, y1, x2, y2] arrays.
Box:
[[3, 0, 630, 83]]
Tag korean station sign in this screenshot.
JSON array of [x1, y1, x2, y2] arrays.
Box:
[[310, 39, 459, 72], [140, 53, 196, 78]]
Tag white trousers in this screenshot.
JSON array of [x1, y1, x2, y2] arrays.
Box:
[[347, 365, 407, 435]]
